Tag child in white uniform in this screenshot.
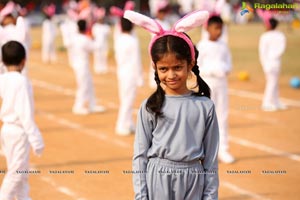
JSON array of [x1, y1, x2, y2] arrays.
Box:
[[70, 19, 105, 115], [41, 5, 57, 63], [91, 9, 110, 74], [259, 18, 286, 111], [0, 41, 44, 200], [114, 17, 143, 136], [197, 16, 234, 164], [125, 10, 219, 199]]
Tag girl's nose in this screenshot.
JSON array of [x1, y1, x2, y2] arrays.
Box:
[[168, 70, 177, 79]]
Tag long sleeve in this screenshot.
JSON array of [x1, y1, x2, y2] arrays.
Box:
[[259, 34, 267, 68], [14, 82, 44, 155], [133, 102, 155, 200], [197, 41, 229, 78], [202, 104, 219, 200], [224, 45, 232, 74]]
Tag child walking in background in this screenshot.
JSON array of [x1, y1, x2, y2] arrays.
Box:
[[114, 17, 143, 136], [0, 41, 44, 200], [70, 19, 105, 115], [41, 4, 57, 64], [125, 10, 219, 199], [259, 18, 286, 112], [197, 16, 234, 164], [91, 7, 110, 74]]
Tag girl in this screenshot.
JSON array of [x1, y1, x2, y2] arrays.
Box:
[[125, 10, 219, 200]]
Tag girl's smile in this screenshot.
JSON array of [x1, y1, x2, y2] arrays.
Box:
[[156, 53, 193, 95]]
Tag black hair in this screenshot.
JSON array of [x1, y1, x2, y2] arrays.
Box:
[[77, 19, 87, 32], [146, 35, 211, 117], [1, 40, 26, 66], [120, 17, 133, 32], [269, 18, 278, 30], [207, 15, 223, 27]]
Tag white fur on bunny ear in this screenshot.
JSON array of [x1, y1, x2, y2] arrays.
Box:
[[124, 10, 162, 34], [174, 10, 209, 32], [15, 17, 26, 43], [214, 0, 225, 15]]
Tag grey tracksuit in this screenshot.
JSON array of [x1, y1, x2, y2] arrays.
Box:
[[133, 94, 219, 200]]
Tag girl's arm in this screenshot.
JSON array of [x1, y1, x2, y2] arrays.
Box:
[[133, 101, 154, 200], [202, 104, 219, 200]]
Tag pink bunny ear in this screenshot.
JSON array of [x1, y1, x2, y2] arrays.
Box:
[[124, 10, 162, 34], [124, 1, 135, 11], [43, 4, 56, 17], [94, 7, 105, 19], [110, 6, 124, 17], [67, 9, 79, 21], [125, 10, 208, 62], [174, 10, 209, 32], [214, 0, 225, 15], [256, 9, 272, 28], [79, 7, 91, 19], [15, 16, 26, 42], [16, 4, 28, 16], [0, 1, 16, 18]]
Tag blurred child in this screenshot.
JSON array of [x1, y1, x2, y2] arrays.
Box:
[[114, 18, 143, 136], [197, 15, 234, 164], [0, 41, 44, 200], [125, 10, 219, 199], [41, 4, 57, 63], [70, 19, 105, 115], [91, 8, 110, 74], [0, 2, 27, 75], [259, 18, 286, 111]]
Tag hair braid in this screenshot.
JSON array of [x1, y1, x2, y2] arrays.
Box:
[[146, 70, 165, 117]]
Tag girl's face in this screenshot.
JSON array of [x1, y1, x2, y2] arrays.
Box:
[[156, 53, 193, 95]]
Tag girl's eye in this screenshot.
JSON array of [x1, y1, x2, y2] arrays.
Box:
[[158, 67, 167, 72], [174, 66, 183, 71]]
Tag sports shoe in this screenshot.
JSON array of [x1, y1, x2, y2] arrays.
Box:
[[116, 128, 132, 136], [219, 151, 235, 164], [277, 103, 287, 110], [261, 105, 278, 112], [72, 107, 89, 115], [90, 105, 106, 113]]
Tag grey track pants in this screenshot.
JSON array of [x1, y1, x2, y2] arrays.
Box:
[[146, 158, 204, 200]]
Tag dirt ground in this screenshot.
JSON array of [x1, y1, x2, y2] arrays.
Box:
[[1, 22, 300, 200]]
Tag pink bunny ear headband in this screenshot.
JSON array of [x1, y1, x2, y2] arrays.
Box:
[[124, 10, 209, 62], [110, 1, 135, 17]]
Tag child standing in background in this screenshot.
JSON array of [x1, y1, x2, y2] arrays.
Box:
[[114, 17, 143, 136], [197, 15, 235, 164], [0, 41, 44, 200], [41, 4, 57, 64], [70, 19, 105, 115], [125, 10, 219, 199], [92, 7, 111, 74], [259, 18, 286, 112]]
